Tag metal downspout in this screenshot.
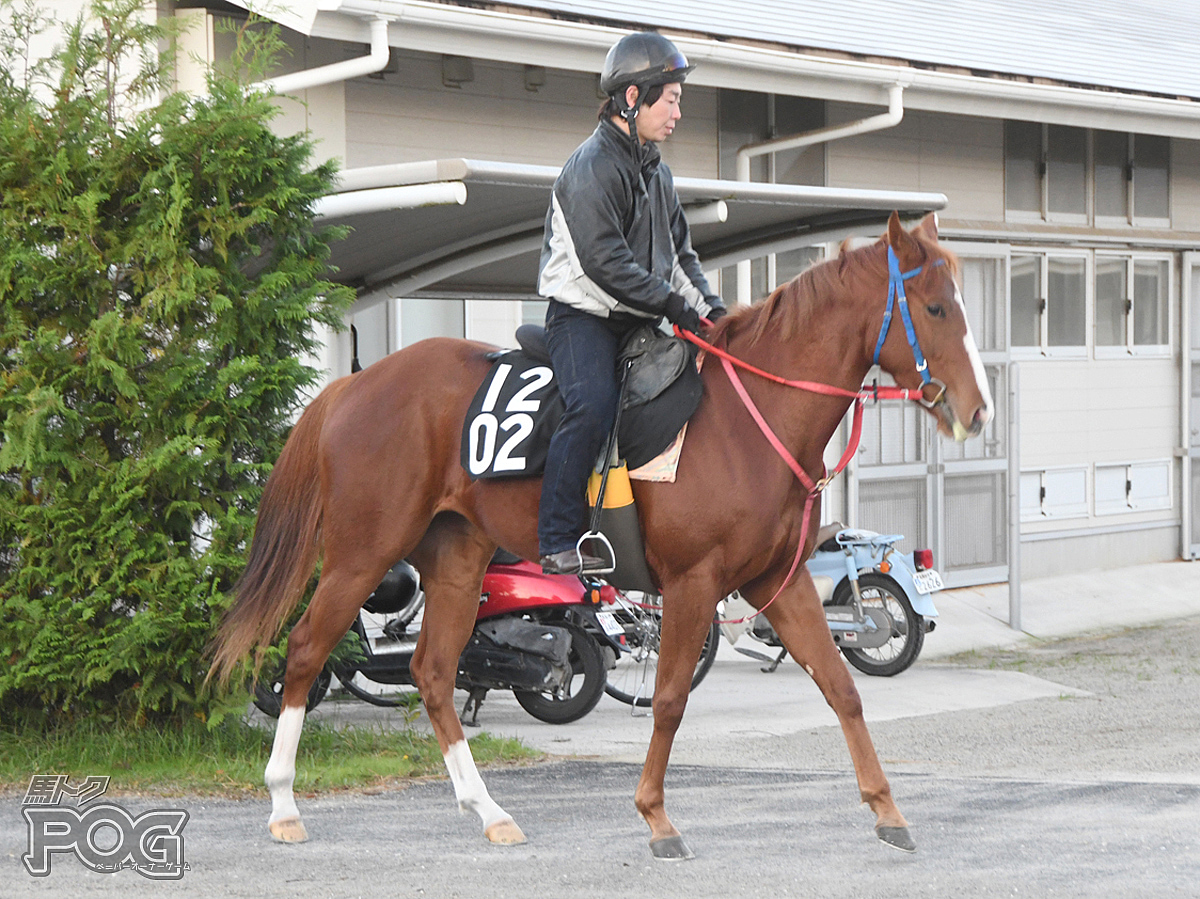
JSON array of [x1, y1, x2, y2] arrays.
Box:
[[733, 83, 906, 305], [251, 14, 393, 96]]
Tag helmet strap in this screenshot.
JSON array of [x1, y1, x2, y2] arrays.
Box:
[[617, 85, 643, 163]]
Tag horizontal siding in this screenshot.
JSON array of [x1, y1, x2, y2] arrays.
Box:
[[1019, 359, 1180, 466], [1021, 526, 1179, 576], [826, 106, 1004, 221], [344, 49, 717, 177]]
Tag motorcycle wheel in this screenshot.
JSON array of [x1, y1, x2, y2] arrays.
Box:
[[252, 662, 332, 718], [512, 623, 606, 724], [604, 609, 720, 707], [332, 667, 419, 707], [830, 572, 924, 677]]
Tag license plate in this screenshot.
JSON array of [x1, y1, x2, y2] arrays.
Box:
[[594, 611, 626, 637], [912, 569, 944, 594]]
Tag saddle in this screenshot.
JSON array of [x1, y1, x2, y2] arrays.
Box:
[[460, 323, 703, 480]]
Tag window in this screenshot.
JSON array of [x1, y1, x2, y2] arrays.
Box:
[[1004, 121, 1041, 215], [1133, 135, 1170, 222], [1095, 254, 1169, 354], [1094, 131, 1129, 219], [958, 255, 1006, 353], [1095, 132, 1171, 224], [1095, 460, 1171, 514], [1020, 467, 1088, 520], [1046, 125, 1086, 219], [522, 299, 549, 327], [1004, 122, 1087, 223], [1008, 124, 1171, 225], [1011, 251, 1087, 355], [400, 297, 464, 347]]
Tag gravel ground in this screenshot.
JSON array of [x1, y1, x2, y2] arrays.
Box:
[[3, 619, 1197, 897], [752, 617, 1200, 784]]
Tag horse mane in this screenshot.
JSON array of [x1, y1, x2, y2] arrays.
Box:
[[707, 229, 959, 347]]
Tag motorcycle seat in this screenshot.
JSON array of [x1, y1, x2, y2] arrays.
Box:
[[815, 521, 845, 553]]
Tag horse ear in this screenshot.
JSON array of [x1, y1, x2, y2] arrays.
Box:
[[886, 210, 904, 249], [912, 212, 939, 242], [886, 211, 920, 259]]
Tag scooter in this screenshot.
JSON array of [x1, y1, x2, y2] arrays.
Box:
[[721, 523, 943, 677], [252, 552, 623, 725]]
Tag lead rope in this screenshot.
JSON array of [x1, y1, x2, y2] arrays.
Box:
[[712, 354, 865, 624], [673, 250, 941, 625]]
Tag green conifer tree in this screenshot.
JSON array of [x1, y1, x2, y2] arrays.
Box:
[[0, 0, 353, 725]]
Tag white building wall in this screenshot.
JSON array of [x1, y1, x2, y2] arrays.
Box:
[[825, 105, 1005, 222], [344, 49, 718, 177], [824, 100, 1193, 573]]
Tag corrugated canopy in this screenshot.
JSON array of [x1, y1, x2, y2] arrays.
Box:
[[321, 159, 946, 307]]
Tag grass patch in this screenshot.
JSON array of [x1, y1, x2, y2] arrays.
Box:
[[0, 715, 538, 798]]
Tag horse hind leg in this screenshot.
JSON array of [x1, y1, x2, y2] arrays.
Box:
[[408, 514, 525, 845], [262, 565, 380, 843], [758, 572, 916, 852], [265, 705, 308, 842]]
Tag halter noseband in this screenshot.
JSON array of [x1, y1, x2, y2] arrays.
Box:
[[872, 246, 946, 407]]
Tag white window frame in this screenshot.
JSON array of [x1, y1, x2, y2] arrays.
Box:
[[1094, 459, 1173, 515], [1010, 248, 1090, 360], [1093, 251, 1172, 359], [1005, 122, 1089, 225], [1020, 466, 1089, 522]]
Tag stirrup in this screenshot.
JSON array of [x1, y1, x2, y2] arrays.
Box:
[[576, 532, 616, 574]]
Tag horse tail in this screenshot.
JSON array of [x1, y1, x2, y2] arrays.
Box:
[[208, 379, 348, 686]]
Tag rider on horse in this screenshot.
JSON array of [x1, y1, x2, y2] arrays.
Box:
[[536, 31, 727, 576]]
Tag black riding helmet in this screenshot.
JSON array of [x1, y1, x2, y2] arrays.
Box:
[[600, 32, 694, 157], [600, 31, 694, 96]]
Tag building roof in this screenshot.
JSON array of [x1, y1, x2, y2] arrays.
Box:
[[502, 0, 1200, 101]]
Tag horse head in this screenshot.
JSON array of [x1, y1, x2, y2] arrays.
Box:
[[873, 212, 993, 442]]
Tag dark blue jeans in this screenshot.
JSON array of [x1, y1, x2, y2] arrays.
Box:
[[538, 301, 636, 556]]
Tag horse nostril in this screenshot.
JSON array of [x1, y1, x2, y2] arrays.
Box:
[[970, 406, 989, 434]]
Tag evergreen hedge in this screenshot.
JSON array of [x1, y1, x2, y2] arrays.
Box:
[[0, 0, 353, 726]]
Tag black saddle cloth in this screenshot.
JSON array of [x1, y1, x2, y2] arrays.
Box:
[[461, 325, 703, 479]]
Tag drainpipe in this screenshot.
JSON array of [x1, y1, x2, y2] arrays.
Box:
[[734, 83, 906, 305], [251, 15, 393, 96]]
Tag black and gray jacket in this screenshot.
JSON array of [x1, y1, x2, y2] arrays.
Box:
[[538, 119, 723, 321]]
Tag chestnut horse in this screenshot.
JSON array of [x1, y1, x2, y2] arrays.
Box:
[[211, 212, 992, 859]]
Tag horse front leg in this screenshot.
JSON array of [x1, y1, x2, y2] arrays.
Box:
[[633, 585, 718, 861], [759, 570, 916, 852]]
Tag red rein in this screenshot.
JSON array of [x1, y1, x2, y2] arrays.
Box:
[[675, 324, 922, 624]]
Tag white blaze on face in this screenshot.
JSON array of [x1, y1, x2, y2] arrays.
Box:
[[953, 282, 993, 434]]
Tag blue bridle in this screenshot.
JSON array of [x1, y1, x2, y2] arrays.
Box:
[[871, 245, 945, 395]]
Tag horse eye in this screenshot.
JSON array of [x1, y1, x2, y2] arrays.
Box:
[[926, 303, 946, 319]]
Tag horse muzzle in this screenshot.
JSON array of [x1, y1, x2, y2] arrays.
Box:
[[922, 379, 991, 443]]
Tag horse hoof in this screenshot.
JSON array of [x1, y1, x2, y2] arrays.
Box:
[[875, 825, 917, 853], [650, 835, 695, 861], [484, 818, 527, 845], [269, 816, 309, 843]]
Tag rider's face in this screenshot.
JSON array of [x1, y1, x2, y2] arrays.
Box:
[[633, 83, 682, 144]]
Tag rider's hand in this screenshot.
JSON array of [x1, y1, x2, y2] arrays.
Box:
[[705, 302, 728, 324], [665, 292, 703, 335]]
